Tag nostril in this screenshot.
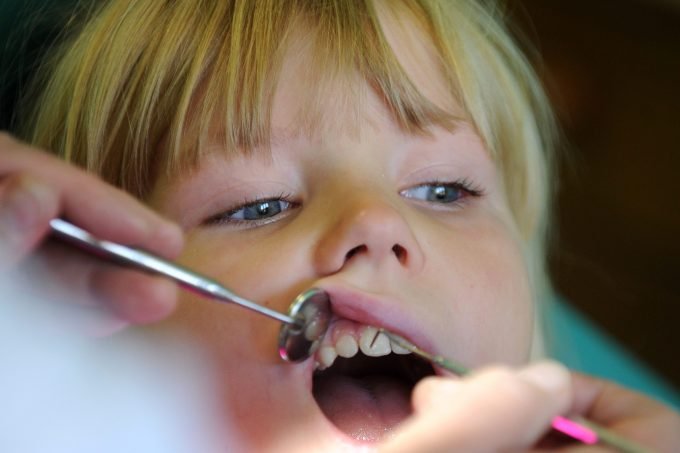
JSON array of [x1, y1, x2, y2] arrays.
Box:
[[392, 244, 407, 264], [345, 245, 367, 261], [343, 244, 407, 264]]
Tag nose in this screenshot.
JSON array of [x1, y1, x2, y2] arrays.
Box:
[[313, 195, 425, 276]]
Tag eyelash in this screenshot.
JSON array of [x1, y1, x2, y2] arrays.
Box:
[[203, 178, 484, 227], [437, 177, 483, 196], [400, 178, 485, 205], [204, 192, 298, 227]]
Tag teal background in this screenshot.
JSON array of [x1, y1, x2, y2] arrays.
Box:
[[548, 299, 680, 410]]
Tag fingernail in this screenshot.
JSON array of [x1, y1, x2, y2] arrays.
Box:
[[519, 361, 570, 394]]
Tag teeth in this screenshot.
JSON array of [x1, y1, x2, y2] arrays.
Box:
[[313, 323, 413, 370], [318, 346, 338, 370], [335, 334, 359, 358], [359, 327, 391, 357]]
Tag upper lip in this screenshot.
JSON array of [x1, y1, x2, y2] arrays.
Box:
[[312, 280, 438, 364]]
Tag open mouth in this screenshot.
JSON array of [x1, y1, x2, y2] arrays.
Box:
[[312, 325, 436, 442]]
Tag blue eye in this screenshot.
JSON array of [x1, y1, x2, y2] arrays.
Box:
[[400, 179, 483, 206], [401, 184, 462, 203], [205, 196, 296, 227], [229, 199, 292, 221]]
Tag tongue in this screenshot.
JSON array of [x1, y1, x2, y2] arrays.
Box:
[[313, 374, 413, 442]]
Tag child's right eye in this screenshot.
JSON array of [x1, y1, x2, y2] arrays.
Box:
[[204, 196, 298, 227]]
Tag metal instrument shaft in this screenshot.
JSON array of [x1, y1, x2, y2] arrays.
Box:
[[49, 218, 299, 326]]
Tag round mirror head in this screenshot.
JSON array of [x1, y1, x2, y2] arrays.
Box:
[[278, 288, 331, 362]]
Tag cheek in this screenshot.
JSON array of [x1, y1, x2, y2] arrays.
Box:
[[147, 229, 317, 445], [150, 291, 314, 450], [422, 220, 533, 366], [163, 227, 314, 362], [180, 228, 308, 302]]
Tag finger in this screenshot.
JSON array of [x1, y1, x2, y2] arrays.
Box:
[[91, 268, 179, 324], [382, 361, 572, 452], [15, 241, 179, 332], [410, 375, 463, 411], [0, 133, 183, 259], [570, 373, 645, 421], [0, 173, 59, 268], [569, 372, 680, 452]]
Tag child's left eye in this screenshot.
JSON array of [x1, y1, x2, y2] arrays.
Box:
[[400, 180, 482, 205]]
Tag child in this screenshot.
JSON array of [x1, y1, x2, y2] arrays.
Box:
[[1, 0, 678, 450]]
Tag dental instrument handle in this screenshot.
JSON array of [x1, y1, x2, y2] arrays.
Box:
[[380, 330, 650, 453], [49, 218, 299, 326]]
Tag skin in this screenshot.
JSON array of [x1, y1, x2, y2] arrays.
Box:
[[144, 35, 535, 448]]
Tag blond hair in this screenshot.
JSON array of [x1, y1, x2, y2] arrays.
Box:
[[26, 0, 557, 351]]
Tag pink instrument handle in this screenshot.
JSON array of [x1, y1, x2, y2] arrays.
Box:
[[551, 416, 598, 444]]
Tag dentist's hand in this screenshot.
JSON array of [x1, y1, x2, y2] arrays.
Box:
[[0, 132, 183, 333], [380, 360, 680, 452], [379, 361, 573, 452], [555, 372, 680, 453]]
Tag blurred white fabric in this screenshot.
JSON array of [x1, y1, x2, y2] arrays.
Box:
[[0, 272, 230, 453]]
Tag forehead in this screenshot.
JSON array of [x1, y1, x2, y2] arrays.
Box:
[[267, 9, 463, 143], [180, 3, 466, 165]]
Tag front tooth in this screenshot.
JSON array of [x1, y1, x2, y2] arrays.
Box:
[[359, 327, 391, 357], [335, 334, 359, 358], [318, 346, 338, 369]]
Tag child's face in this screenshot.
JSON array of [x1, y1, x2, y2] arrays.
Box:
[[147, 40, 533, 450]]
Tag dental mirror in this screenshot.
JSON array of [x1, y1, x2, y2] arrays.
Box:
[[278, 288, 331, 362], [49, 218, 331, 362]]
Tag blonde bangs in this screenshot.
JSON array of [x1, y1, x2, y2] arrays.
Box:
[[28, 0, 462, 198], [174, 0, 458, 178]]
